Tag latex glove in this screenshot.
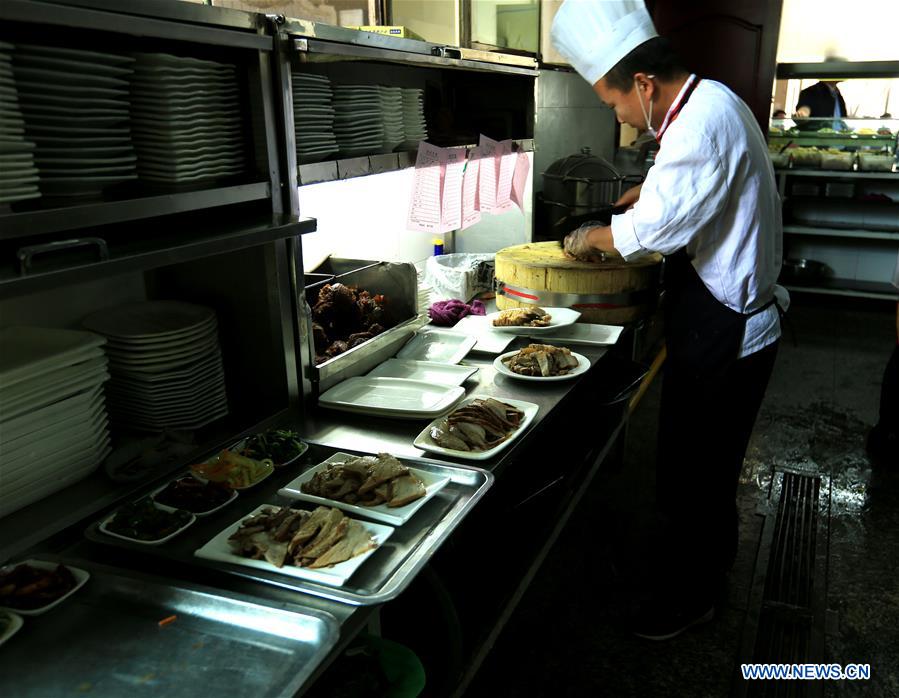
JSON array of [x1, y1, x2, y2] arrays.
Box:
[[563, 225, 595, 259]]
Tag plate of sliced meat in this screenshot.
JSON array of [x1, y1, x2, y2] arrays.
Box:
[[486, 307, 581, 333], [194, 504, 393, 587], [413, 396, 539, 461], [494, 344, 590, 381], [278, 452, 450, 526]]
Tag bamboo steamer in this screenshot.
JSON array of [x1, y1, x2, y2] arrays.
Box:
[[495, 241, 662, 325]]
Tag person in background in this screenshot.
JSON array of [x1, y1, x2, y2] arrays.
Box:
[[795, 78, 847, 130], [867, 253, 899, 467], [552, 0, 787, 640], [772, 108, 787, 119]]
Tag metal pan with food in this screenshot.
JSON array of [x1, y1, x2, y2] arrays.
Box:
[[190, 449, 274, 490]]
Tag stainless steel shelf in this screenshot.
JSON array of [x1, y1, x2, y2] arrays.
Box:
[[0, 182, 273, 240], [783, 225, 899, 241], [0, 214, 317, 298], [299, 139, 535, 186], [775, 168, 898, 180], [785, 278, 899, 300]]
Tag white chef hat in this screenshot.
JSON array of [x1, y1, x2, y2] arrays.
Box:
[[551, 0, 658, 86]]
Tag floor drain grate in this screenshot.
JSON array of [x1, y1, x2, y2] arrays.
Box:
[[734, 470, 828, 698]]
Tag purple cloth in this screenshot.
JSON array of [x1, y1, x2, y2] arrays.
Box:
[[428, 299, 486, 326]]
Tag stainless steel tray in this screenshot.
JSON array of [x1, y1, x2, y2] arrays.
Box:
[[84, 444, 492, 606], [0, 558, 338, 698]]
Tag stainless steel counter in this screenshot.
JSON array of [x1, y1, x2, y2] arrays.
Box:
[[296, 336, 611, 476]]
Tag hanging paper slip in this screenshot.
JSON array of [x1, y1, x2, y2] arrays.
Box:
[[510, 151, 530, 211], [461, 147, 482, 230], [477, 134, 498, 213], [494, 140, 517, 213], [406, 142, 444, 233], [441, 147, 466, 232]]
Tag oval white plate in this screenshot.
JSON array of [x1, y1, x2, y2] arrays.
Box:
[[485, 307, 582, 334], [493, 349, 591, 382]]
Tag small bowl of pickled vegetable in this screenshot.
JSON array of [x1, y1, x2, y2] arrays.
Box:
[[190, 450, 275, 490], [233, 428, 307, 467]]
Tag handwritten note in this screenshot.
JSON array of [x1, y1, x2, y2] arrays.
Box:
[[406, 142, 443, 233], [441, 147, 466, 233]]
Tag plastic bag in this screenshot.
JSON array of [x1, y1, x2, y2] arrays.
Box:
[[424, 253, 495, 302]]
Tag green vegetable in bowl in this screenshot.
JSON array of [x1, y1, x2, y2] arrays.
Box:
[[241, 429, 306, 465], [106, 499, 192, 541]]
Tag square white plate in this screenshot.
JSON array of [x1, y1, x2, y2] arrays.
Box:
[[485, 307, 582, 334], [318, 377, 465, 418], [150, 474, 239, 516], [0, 560, 89, 616], [533, 323, 625, 346], [439, 315, 516, 354], [278, 452, 451, 526], [413, 397, 539, 461], [396, 329, 477, 364], [194, 504, 394, 587], [366, 358, 477, 386], [98, 501, 196, 545], [0, 327, 105, 389], [493, 349, 591, 382]]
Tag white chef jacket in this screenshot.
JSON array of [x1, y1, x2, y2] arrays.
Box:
[[611, 77, 789, 357]]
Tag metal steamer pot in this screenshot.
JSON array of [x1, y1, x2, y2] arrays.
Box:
[[540, 148, 627, 238]]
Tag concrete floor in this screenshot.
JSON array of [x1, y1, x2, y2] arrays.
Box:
[[464, 297, 898, 698]]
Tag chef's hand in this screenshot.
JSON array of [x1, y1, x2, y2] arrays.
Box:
[[563, 225, 595, 259], [615, 183, 643, 210]]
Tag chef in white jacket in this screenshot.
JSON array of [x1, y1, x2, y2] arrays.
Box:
[[552, 0, 788, 640]]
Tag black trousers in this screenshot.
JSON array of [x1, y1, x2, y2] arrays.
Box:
[[655, 340, 779, 597]]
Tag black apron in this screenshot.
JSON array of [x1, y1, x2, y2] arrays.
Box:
[[658, 78, 776, 377]]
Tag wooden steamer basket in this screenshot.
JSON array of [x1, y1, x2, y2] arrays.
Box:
[[495, 241, 662, 325]]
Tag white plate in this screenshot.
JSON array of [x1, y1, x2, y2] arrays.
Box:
[[133, 53, 233, 70], [194, 504, 394, 587], [396, 329, 476, 364], [2, 406, 107, 470], [15, 44, 134, 66], [278, 452, 451, 526], [0, 386, 103, 443], [413, 397, 539, 461], [150, 475, 239, 516], [493, 349, 591, 382], [367, 358, 477, 386], [2, 391, 104, 452], [0, 450, 106, 519], [534, 323, 625, 346], [318, 376, 465, 418], [0, 327, 105, 389], [0, 611, 23, 647], [82, 301, 215, 339], [99, 501, 196, 545], [0, 560, 90, 616], [3, 434, 110, 491], [439, 315, 517, 354], [13, 66, 129, 88], [485, 307, 582, 334], [14, 54, 134, 77]]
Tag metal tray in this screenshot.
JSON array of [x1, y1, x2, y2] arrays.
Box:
[[85, 444, 493, 606], [0, 558, 339, 698]]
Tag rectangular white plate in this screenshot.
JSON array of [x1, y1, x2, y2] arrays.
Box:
[[413, 397, 539, 461], [485, 307, 582, 334], [278, 453, 451, 526], [366, 358, 478, 386], [395, 329, 477, 364], [438, 315, 516, 354], [533, 323, 624, 346], [194, 504, 394, 587], [319, 377, 465, 418], [0, 560, 90, 616], [98, 501, 196, 546]]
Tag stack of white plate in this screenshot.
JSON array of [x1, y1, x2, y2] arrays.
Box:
[[0, 42, 40, 206], [401, 88, 428, 144], [379, 86, 405, 152], [293, 72, 338, 164], [130, 53, 245, 184], [0, 327, 111, 518], [332, 84, 384, 158], [82, 301, 228, 431], [12, 43, 137, 198]]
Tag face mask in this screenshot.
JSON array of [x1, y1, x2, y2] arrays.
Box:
[[635, 75, 657, 137]]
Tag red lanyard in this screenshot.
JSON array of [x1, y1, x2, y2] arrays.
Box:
[[656, 74, 700, 143]]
